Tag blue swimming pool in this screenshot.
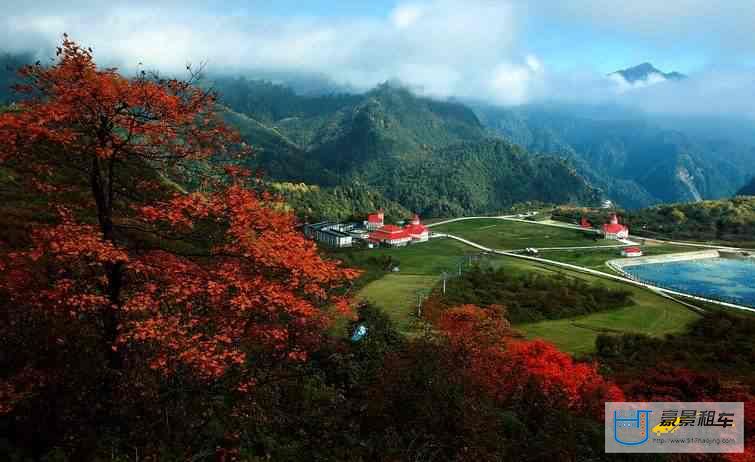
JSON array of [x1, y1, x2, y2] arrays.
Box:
[[622, 258, 755, 307]]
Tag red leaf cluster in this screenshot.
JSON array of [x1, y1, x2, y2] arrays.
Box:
[[437, 305, 624, 417], [0, 36, 360, 419]]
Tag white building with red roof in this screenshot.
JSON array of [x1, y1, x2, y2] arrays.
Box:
[[621, 247, 643, 257], [365, 210, 384, 231], [603, 213, 629, 240], [404, 214, 429, 242], [368, 224, 412, 247], [368, 214, 430, 247]]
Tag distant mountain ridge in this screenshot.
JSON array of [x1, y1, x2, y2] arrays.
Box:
[[475, 103, 755, 209], [214, 78, 599, 216], [216, 77, 755, 212], [5, 52, 753, 214], [609, 62, 686, 83], [739, 177, 755, 196]]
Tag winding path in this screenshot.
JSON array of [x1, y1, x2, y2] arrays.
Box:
[[430, 231, 755, 314], [428, 215, 749, 252]]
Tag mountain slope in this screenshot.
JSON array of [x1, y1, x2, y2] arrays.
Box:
[[739, 177, 755, 196], [476, 103, 755, 209], [216, 80, 598, 216], [609, 62, 686, 83], [357, 139, 599, 217]]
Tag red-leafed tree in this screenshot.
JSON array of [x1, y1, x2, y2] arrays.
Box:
[[437, 305, 624, 418], [0, 34, 358, 447]]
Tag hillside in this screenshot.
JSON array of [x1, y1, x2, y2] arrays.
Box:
[[216, 78, 755, 213], [215, 79, 599, 216], [0, 52, 31, 104], [555, 197, 755, 245], [269, 181, 410, 223], [476, 103, 755, 209], [609, 62, 686, 83], [739, 177, 755, 196], [624, 196, 755, 243]]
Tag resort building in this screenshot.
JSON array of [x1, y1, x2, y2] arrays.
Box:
[[368, 225, 412, 247], [602, 213, 629, 240], [621, 247, 643, 257], [368, 214, 430, 247], [365, 210, 384, 230], [404, 214, 429, 242], [580, 216, 592, 229], [303, 222, 353, 248]]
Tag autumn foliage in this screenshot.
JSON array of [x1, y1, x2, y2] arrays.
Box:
[[0, 34, 358, 434], [437, 305, 624, 418], [1, 36, 750, 460]]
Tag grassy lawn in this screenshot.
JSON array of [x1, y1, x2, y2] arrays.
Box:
[[432, 218, 613, 250], [333, 237, 476, 275], [537, 244, 700, 271], [337, 230, 701, 352], [356, 274, 439, 332], [509, 257, 701, 356]]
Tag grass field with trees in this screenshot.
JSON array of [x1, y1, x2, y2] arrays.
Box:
[[537, 243, 700, 271], [431, 218, 614, 249], [337, 237, 701, 354]]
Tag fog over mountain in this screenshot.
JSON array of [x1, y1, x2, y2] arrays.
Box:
[[3, 0, 755, 208], [2, 0, 755, 119]]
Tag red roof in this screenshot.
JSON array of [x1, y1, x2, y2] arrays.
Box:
[[369, 229, 412, 242], [603, 223, 628, 234], [367, 213, 383, 223], [378, 224, 403, 233], [404, 223, 428, 235], [624, 247, 641, 252], [369, 224, 413, 242]]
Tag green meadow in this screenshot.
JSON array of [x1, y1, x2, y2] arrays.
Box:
[[431, 218, 615, 250], [342, 230, 701, 353]]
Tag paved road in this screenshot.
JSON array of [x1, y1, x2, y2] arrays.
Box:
[[426, 216, 514, 227], [429, 215, 745, 251], [639, 237, 744, 251], [432, 233, 755, 314], [427, 215, 603, 233]]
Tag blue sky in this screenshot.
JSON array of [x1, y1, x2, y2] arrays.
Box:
[[211, 0, 740, 74], [1, 0, 754, 116]]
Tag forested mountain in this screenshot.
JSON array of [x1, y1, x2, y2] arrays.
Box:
[[609, 62, 686, 82], [269, 181, 410, 223], [555, 196, 755, 245], [739, 177, 755, 196], [215, 78, 599, 216], [7, 59, 754, 215], [476, 103, 755, 209], [0, 52, 33, 104], [625, 197, 755, 244]]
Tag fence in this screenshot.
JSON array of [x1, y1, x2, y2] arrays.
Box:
[[608, 260, 755, 309], [414, 243, 496, 317]]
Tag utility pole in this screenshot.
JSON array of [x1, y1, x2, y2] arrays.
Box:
[[441, 271, 447, 295]]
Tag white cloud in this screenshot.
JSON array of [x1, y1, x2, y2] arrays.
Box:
[[1, 0, 755, 119], [0, 0, 523, 100], [391, 4, 424, 29], [535, 0, 755, 52], [608, 72, 668, 93], [488, 56, 547, 105]]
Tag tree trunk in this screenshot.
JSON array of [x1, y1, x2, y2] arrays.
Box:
[[90, 157, 123, 370]]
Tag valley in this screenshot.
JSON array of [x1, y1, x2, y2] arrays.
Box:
[[333, 214, 753, 355], [3, 21, 755, 458]]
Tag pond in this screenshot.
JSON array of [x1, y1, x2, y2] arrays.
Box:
[[622, 257, 755, 307]]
